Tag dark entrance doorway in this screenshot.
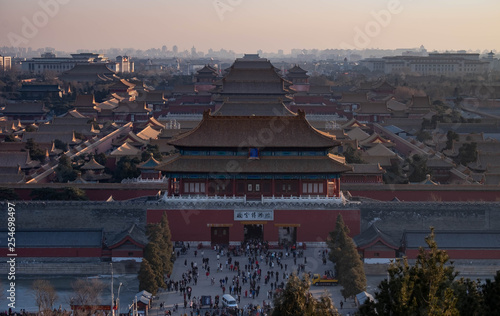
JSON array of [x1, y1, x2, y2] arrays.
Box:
[[244, 224, 263, 243], [211, 227, 229, 246], [278, 226, 297, 247]]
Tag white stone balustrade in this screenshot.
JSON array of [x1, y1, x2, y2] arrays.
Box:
[[162, 192, 346, 206]]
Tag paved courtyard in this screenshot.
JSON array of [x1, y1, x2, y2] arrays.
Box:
[[150, 244, 382, 316]]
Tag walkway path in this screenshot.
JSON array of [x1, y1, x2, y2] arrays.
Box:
[[150, 244, 361, 316]]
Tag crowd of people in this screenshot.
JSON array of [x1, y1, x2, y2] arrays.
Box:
[[156, 241, 316, 316]]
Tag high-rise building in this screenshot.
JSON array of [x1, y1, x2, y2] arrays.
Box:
[[0, 55, 12, 72]]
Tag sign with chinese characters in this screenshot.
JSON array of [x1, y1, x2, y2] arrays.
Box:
[[234, 210, 273, 221]]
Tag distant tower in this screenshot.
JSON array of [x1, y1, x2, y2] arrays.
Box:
[[191, 46, 197, 57], [162, 45, 167, 53], [173, 45, 178, 55], [419, 45, 427, 55], [115, 56, 133, 73], [286, 64, 310, 92], [488, 51, 495, 60]]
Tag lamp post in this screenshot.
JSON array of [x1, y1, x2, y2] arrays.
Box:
[[117, 282, 123, 315], [135, 296, 138, 316], [110, 263, 114, 316]]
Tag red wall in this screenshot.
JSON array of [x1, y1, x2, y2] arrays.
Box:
[[147, 208, 360, 243], [148, 209, 238, 242], [0, 248, 102, 257]]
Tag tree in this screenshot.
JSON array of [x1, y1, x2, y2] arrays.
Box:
[[416, 130, 432, 142], [4, 134, 16, 142], [55, 154, 78, 182], [113, 156, 141, 181], [54, 139, 68, 151], [147, 225, 168, 276], [452, 277, 483, 316], [481, 271, 500, 314], [61, 187, 88, 200], [383, 160, 407, 184], [70, 278, 106, 314], [272, 273, 340, 316], [94, 153, 107, 167], [458, 142, 477, 165], [25, 124, 37, 132], [32, 279, 58, 313], [406, 154, 431, 182], [138, 259, 158, 295], [139, 212, 174, 295], [359, 228, 459, 316], [327, 214, 366, 300], [141, 144, 163, 162], [160, 212, 174, 275], [74, 131, 85, 140], [446, 131, 459, 150], [341, 146, 365, 164], [143, 242, 166, 290], [25, 138, 47, 162]]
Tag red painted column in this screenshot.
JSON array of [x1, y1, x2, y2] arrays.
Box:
[[179, 178, 184, 194], [232, 179, 236, 196], [335, 178, 340, 197], [271, 178, 275, 196], [298, 179, 302, 196], [205, 178, 209, 195]]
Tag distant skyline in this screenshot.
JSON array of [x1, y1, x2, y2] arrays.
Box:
[[0, 0, 499, 54]]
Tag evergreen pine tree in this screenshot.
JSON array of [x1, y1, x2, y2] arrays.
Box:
[[272, 273, 340, 316], [138, 259, 158, 295], [143, 242, 166, 289], [359, 227, 459, 316], [147, 225, 168, 275], [327, 214, 366, 299], [481, 271, 500, 314], [160, 212, 174, 274], [452, 277, 483, 316]]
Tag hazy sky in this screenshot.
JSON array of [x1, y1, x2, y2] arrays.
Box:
[[0, 0, 498, 53]]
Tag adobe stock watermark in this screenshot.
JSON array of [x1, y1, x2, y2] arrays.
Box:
[[340, 0, 412, 50], [7, 0, 71, 47], [212, 0, 243, 21]]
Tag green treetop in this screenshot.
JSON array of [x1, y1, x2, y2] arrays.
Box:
[[327, 214, 366, 299]]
